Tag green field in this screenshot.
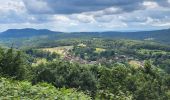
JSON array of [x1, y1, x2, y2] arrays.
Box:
[[42, 46, 73, 56]]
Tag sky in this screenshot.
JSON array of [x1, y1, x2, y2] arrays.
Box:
[[0, 0, 170, 32]]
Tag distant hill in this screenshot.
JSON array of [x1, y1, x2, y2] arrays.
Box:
[[86, 29, 170, 42], [0, 28, 170, 44], [0, 28, 60, 38], [68, 29, 170, 44]]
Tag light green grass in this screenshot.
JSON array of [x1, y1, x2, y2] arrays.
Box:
[[42, 46, 73, 56]]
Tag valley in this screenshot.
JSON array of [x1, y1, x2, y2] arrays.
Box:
[[1, 0, 170, 99], [0, 29, 170, 99]]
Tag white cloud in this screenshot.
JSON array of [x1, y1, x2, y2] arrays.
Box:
[[143, 1, 159, 9], [98, 22, 127, 29], [83, 7, 122, 17], [153, 22, 170, 27], [0, 0, 25, 13], [52, 15, 70, 22]]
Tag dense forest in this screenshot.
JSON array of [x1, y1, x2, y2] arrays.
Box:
[[0, 37, 170, 99]]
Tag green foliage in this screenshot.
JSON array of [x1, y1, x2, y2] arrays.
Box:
[[0, 48, 30, 80], [0, 77, 91, 100], [1, 37, 170, 100], [97, 66, 131, 99], [96, 65, 170, 100], [32, 60, 97, 94], [25, 49, 60, 61], [144, 60, 152, 74], [72, 45, 115, 61], [30, 59, 170, 100]]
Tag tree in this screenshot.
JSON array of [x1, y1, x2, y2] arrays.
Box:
[[32, 60, 97, 95], [0, 48, 29, 80], [144, 60, 152, 74]]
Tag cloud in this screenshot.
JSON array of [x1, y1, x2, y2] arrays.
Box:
[[0, 0, 170, 32], [23, 0, 53, 14], [143, 1, 159, 9], [22, 0, 145, 14], [70, 14, 95, 23], [0, 0, 26, 24], [22, 0, 170, 15]]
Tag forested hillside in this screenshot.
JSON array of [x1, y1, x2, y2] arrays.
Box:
[[0, 28, 170, 46], [1, 38, 170, 99], [0, 28, 61, 38]]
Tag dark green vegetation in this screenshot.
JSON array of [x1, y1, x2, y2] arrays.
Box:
[[0, 77, 91, 99], [0, 29, 170, 99], [0, 47, 91, 99], [0, 28, 170, 48]]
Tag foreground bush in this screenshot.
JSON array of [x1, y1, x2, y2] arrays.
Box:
[[0, 77, 91, 100]]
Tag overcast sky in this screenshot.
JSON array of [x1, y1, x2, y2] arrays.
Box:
[[0, 0, 170, 32]]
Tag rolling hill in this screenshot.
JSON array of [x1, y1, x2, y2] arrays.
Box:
[[0, 28, 170, 44], [0, 28, 61, 38]]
